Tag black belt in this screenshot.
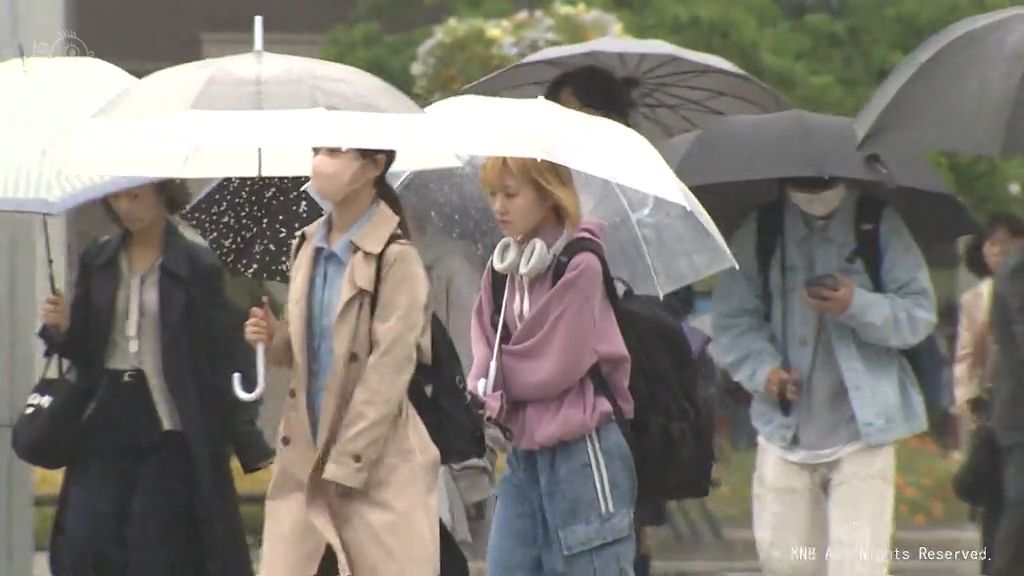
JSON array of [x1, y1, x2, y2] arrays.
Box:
[[106, 369, 146, 384]]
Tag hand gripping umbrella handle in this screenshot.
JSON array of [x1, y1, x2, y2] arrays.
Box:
[[233, 342, 267, 402]]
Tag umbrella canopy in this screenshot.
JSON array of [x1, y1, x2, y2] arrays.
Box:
[[463, 37, 790, 140], [67, 108, 460, 177], [181, 177, 319, 282], [420, 95, 736, 295], [855, 7, 1024, 159], [62, 18, 459, 179], [95, 50, 422, 120], [0, 56, 159, 214], [668, 110, 977, 245]]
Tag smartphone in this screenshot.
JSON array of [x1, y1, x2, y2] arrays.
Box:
[[805, 274, 840, 299], [778, 389, 792, 416]]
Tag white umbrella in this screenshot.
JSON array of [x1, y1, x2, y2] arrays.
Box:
[[62, 17, 460, 180], [423, 94, 736, 296], [66, 108, 461, 177], [0, 56, 157, 214]]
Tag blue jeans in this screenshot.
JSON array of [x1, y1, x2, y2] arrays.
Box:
[[487, 422, 636, 575]]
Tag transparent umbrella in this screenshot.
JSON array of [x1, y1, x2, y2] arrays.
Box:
[[417, 95, 735, 297], [396, 158, 731, 298]]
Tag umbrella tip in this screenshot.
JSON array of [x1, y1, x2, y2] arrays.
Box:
[[253, 15, 264, 52]]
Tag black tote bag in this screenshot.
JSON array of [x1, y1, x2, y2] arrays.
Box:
[[12, 356, 95, 470], [952, 420, 1003, 508]]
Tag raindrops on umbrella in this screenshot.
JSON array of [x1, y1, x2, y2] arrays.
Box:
[[182, 176, 321, 282]]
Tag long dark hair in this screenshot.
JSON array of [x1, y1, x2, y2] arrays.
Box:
[[357, 149, 409, 237]]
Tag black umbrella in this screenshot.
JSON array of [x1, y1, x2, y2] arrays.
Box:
[[665, 110, 978, 246], [856, 7, 1024, 160], [181, 177, 320, 282]]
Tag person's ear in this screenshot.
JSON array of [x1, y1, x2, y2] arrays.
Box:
[[369, 153, 388, 179]]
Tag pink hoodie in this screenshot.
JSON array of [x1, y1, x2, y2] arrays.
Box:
[[468, 220, 633, 451]]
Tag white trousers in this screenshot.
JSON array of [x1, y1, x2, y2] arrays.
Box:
[[752, 443, 896, 576]]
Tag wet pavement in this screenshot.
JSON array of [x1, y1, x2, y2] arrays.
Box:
[[33, 527, 984, 575]]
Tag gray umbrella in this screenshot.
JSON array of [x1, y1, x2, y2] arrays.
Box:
[[462, 37, 790, 140], [667, 110, 977, 246], [855, 7, 1024, 159]]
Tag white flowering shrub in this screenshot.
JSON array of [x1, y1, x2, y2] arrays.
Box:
[[412, 2, 625, 102]]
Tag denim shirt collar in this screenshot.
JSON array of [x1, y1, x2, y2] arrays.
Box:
[[313, 202, 379, 262]]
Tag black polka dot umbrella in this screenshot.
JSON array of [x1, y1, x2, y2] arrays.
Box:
[[182, 176, 322, 282]]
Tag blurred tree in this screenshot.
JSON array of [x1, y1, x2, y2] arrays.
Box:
[[933, 155, 1024, 222], [321, 22, 428, 94], [616, 0, 1014, 116], [321, 0, 1019, 222], [410, 3, 624, 102]]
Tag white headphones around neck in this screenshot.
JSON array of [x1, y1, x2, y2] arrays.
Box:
[[492, 232, 571, 279]]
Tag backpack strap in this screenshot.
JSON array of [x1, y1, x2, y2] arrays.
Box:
[[370, 233, 404, 318], [551, 237, 618, 306], [851, 194, 886, 293], [755, 200, 784, 322], [756, 194, 888, 310], [290, 231, 307, 266], [488, 266, 511, 346]]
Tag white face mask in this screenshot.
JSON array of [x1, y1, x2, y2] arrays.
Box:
[[787, 183, 848, 218]]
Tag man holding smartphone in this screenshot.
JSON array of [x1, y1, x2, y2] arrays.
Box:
[[712, 177, 936, 576]]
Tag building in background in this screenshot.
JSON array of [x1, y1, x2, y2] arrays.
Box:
[[71, 0, 351, 75]]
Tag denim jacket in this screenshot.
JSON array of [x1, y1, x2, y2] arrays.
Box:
[[711, 191, 936, 447]]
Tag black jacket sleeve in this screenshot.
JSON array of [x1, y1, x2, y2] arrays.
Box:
[[199, 257, 274, 472], [38, 242, 99, 371]]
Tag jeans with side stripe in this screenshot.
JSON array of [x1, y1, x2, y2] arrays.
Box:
[[487, 422, 636, 576]]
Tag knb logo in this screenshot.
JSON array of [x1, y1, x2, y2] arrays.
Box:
[[24, 392, 55, 414], [33, 30, 93, 58]]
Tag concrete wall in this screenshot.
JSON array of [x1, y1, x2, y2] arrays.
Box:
[[0, 214, 61, 575], [0, 0, 65, 59], [3, 1, 68, 571]]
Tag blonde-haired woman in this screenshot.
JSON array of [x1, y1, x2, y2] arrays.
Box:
[[469, 157, 637, 574]]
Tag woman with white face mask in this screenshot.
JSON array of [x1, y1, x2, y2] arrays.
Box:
[[245, 148, 440, 576]]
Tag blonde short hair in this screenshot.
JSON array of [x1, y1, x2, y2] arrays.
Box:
[[479, 157, 581, 230]]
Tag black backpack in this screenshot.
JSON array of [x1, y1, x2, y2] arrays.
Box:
[[756, 195, 944, 406], [293, 233, 486, 465], [490, 238, 715, 501]]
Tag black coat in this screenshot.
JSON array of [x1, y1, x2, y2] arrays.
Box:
[[41, 223, 274, 576]]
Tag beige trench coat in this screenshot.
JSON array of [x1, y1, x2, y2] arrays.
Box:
[[259, 204, 440, 576]]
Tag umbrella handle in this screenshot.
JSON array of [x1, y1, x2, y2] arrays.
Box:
[[479, 275, 512, 397], [233, 342, 267, 401]]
